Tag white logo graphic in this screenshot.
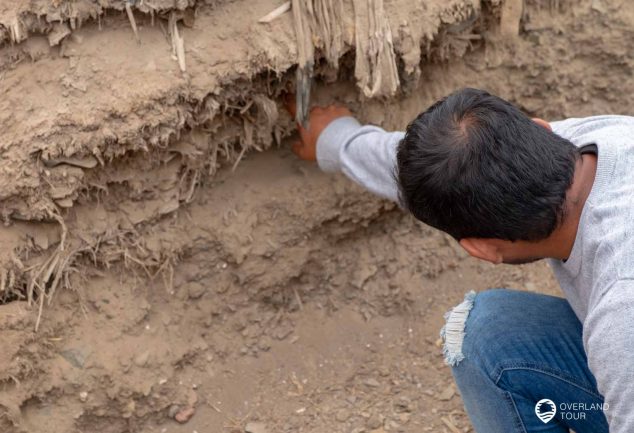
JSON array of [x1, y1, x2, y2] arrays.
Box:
[[535, 399, 557, 423]]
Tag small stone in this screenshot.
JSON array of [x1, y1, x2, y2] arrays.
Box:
[[366, 414, 383, 429], [525, 281, 537, 292], [123, 400, 136, 418], [48, 22, 71, 46], [591, 0, 608, 13], [245, 421, 268, 433], [79, 391, 88, 402], [437, 385, 455, 401], [187, 282, 206, 299], [386, 419, 400, 430], [272, 324, 293, 340], [187, 390, 198, 407], [60, 348, 89, 369], [399, 413, 411, 424], [134, 351, 150, 367], [174, 406, 196, 423], [363, 378, 380, 388], [168, 404, 180, 419], [335, 409, 350, 422], [394, 396, 413, 412], [258, 336, 272, 351]]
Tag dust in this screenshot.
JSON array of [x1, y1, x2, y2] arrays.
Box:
[[0, 0, 633, 432]]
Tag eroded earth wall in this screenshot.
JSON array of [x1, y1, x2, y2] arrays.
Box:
[[0, 0, 633, 432]]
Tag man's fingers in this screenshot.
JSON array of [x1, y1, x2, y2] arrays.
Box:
[[292, 140, 315, 161], [291, 140, 303, 157], [285, 95, 351, 120], [284, 93, 297, 118]]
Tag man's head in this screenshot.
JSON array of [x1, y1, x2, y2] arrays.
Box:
[[396, 88, 581, 264]]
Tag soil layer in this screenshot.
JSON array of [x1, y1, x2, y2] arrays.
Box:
[[1, 0, 633, 432]]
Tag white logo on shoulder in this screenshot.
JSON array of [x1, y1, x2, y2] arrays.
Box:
[[535, 399, 557, 423]]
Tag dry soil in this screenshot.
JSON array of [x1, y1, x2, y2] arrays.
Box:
[[0, 0, 633, 432]]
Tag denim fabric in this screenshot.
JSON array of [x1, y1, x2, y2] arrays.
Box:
[[450, 289, 609, 433]]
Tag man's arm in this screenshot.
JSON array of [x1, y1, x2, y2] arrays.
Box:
[[317, 116, 403, 203], [584, 281, 634, 432], [289, 103, 403, 203]]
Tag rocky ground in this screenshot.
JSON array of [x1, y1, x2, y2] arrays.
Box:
[[0, 0, 633, 432]]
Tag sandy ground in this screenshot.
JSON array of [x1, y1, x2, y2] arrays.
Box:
[[1, 0, 633, 432], [3, 147, 562, 433]]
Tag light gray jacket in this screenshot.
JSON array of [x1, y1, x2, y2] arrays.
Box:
[[317, 114, 634, 432]]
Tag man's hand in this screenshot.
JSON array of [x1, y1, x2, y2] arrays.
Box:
[[285, 94, 352, 161]]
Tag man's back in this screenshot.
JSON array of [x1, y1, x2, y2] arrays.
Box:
[[310, 105, 634, 431], [550, 115, 634, 432], [549, 115, 634, 319]]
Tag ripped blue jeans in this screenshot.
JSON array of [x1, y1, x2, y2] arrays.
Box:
[[443, 289, 609, 433]]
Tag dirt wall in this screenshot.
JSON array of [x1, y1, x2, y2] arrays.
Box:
[[0, 0, 483, 303], [0, 0, 633, 432]]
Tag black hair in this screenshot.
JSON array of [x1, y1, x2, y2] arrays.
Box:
[[396, 88, 579, 241]]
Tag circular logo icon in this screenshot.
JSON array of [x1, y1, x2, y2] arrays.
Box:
[[535, 399, 557, 423]]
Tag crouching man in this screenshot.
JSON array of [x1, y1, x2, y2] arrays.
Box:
[[288, 88, 634, 433]]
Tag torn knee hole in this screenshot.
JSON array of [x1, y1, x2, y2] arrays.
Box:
[[440, 290, 476, 367]]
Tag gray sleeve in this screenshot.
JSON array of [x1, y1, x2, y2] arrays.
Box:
[[316, 116, 403, 203], [550, 115, 634, 142], [549, 118, 585, 137], [584, 281, 634, 433]]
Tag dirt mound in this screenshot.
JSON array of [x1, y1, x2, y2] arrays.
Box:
[[0, 0, 483, 305], [0, 0, 633, 432]]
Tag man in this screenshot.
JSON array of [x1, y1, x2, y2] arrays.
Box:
[[288, 88, 634, 433]]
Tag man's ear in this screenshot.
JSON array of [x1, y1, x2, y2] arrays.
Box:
[[459, 238, 503, 264], [532, 118, 552, 131]]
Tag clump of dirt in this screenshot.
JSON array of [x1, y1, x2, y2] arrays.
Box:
[[0, 0, 633, 432], [0, 0, 483, 325]]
